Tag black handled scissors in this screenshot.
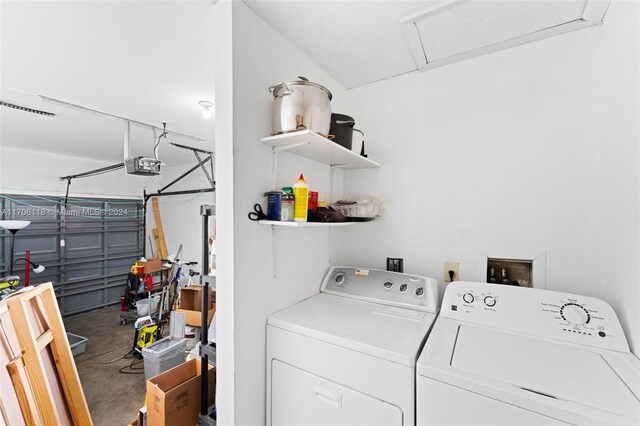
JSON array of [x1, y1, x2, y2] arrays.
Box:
[[248, 203, 267, 221]]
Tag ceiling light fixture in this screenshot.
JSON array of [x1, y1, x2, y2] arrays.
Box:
[[199, 100, 214, 120]]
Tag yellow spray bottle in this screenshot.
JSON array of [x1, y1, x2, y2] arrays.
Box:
[[293, 173, 309, 222]]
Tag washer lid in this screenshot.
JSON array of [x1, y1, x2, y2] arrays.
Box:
[[450, 325, 640, 418], [268, 293, 436, 367]]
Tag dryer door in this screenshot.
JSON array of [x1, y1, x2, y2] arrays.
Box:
[[271, 360, 404, 426]]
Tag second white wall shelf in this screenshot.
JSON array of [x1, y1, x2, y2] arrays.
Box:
[[261, 130, 381, 169], [258, 220, 359, 227]]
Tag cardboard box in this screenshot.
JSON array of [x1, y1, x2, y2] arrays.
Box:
[[176, 286, 216, 326], [146, 359, 215, 426], [139, 259, 164, 274]]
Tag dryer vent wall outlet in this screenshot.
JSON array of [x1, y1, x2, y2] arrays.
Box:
[[444, 261, 459, 282]]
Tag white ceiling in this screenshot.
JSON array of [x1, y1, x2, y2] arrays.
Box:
[[243, 1, 603, 88], [0, 1, 216, 167], [414, 1, 588, 62], [244, 0, 436, 89]]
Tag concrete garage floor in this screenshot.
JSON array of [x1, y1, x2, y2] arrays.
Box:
[[64, 307, 149, 426]]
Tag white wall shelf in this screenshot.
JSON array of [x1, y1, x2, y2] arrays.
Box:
[[260, 131, 380, 278], [261, 130, 381, 169], [258, 220, 360, 227]]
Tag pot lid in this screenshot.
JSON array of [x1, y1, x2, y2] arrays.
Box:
[[270, 76, 332, 101]]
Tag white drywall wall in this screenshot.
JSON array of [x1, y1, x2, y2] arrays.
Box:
[[230, 1, 352, 424], [150, 162, 215, 269], [211, 1, 234, 424], [334, 1, 640, 353], [0, 146, 152, 198]]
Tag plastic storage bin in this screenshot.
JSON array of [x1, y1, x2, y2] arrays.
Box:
[[66, 332, 88, 356], [136, 295, 160, 316], [142, 312, 187, 382]]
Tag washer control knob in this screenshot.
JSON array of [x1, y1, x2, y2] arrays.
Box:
[[399, 283, 408, 292], [415, 287, 424, 296], [484, 296, 496, 307], [333, 272, 347, 287], [463, 293, 474, 304], [383, 280, 394, 289]]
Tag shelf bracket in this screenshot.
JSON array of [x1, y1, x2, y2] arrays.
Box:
[[271, 142, 310, 190], [330, 165, 336, 203], [328, 227, 332, 265], [272, 225, 279, 278]]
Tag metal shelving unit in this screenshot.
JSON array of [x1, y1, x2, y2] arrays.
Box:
[[199, 205, 216, 426]]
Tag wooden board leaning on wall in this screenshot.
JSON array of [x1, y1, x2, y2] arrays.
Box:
[[0, 283, 92, 425]]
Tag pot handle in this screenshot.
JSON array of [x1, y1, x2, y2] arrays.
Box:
[[298, 76, 309, 81], [353, 128, 365, 136], [268, 82, 293, 98]]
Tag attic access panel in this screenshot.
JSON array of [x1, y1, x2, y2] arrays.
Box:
[[401, 0, 610, 71]]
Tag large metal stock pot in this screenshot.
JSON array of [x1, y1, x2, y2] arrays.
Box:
[[268, 76, 332, 136]]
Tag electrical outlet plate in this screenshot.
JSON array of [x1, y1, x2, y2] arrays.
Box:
[[444, 261, 459, 282]]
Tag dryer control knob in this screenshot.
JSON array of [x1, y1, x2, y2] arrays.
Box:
[[484, 296, 496, 307], [415, 287, 424, 296], [463, 293, 474, 304], [561, 303, 590, 325], [399, 283, 408, 292], [383, 280, 394, 289]]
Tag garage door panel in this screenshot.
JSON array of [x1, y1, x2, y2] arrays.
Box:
[[65, 278, 108, 293], [7, 198, 59, 223], [108, 285, 125, 302], [14, 234, 59, 258], [107, 257, 137, 275], [22, 251, 60, 263], [109, 231, 139, 252], [65, 201, 105, 224], [66, 262, 105, 281], [0, 194, 143, 315], [29, 267, 61, 286], [66, 233, 104, 258], [65, 291, 103, 313]]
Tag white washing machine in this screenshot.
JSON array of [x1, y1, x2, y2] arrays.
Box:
[[267, 266, 439, 426], [417, 281, 640, 425]]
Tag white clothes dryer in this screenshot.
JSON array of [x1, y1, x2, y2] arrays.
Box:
[[417, 281, 640, 425], [267, 266, 439, 426]]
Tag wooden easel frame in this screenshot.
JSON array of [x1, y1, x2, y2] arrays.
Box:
[[2, 283, 92, 425]]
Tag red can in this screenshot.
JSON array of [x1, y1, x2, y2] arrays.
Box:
[[308, 191, 319, 210], [120, 295, 127, 312], [144, 274, 153, 291]]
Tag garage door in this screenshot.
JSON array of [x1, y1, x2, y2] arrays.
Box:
[[0, 193, 144, 315]]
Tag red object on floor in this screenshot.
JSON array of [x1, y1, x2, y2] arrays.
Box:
[[120, 295, 127, 311]]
